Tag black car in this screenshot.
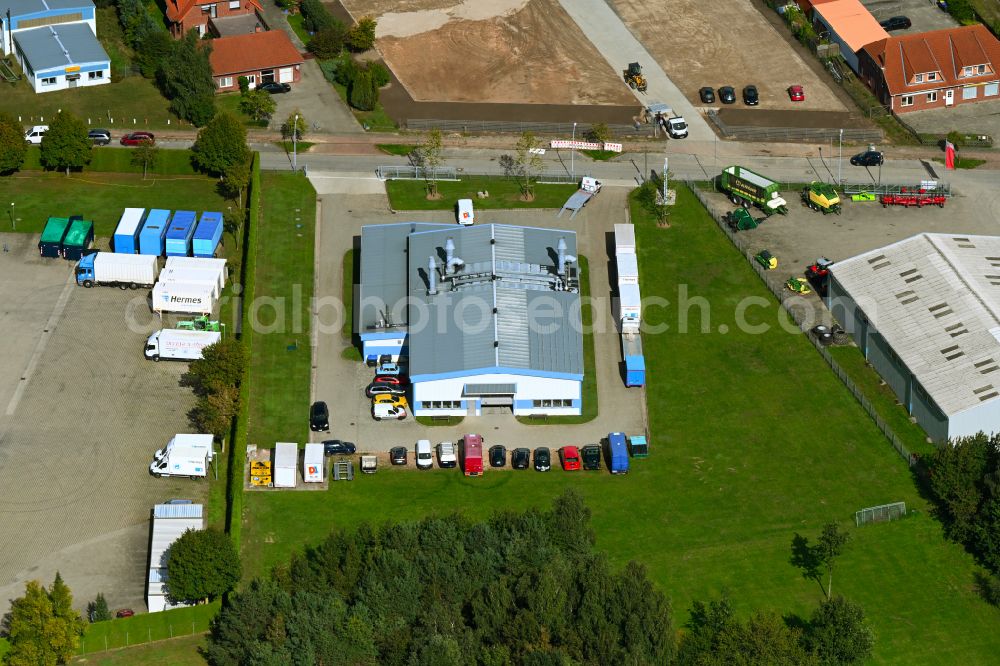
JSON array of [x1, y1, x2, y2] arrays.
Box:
[[489, 445, 507, 468], [309, 401, 329, 432], [365, 383, 407, 398], [850, 150, 884, 167], [699, 86, 715, 104], [259, 82, 291, 94], [718, 86, 736, 104], [88, 129, 111, 146], [880, 16, 911, 31], [742, 85, 759, 106], [322, 439, 356, 456], [581, 444, 602, 471], [512, 447, 530, 470], [533, 447, 551, 472], [389, 446, 407, 465]]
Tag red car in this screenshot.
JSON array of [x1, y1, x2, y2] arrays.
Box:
[[788, 85, 805, 102], [120, 131, 155, 146], [372, 374, 409, 386], [560, 446, 582, 471], [115, 608, 135, 618]]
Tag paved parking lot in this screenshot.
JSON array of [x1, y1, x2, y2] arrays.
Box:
[[0, 234, 204, 615], [308, 179, 647, 453], [861, 0, 958, 33], [901, 97, 1000, 141]]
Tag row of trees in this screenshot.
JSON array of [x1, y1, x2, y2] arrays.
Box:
[[184, 337, 248, 439], [3, 573, 85, 665], [925, 432, 1000, 600]]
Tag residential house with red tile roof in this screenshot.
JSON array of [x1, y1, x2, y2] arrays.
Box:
[[165, 0, 263, 38], [859, 24, 1000, 113], [208, 30, 302, 92]]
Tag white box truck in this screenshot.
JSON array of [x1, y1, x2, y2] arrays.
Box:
[[75, 252, 159, 288], [457, 199, 475, 226], [149, 445, 211, 479], [614, 224, 636, 255], [274, 442, 297, 488], [618, 282, 642, 333], [152, 281, 216, 315], [165, 256, 227, 287], [158, 266, 223, 298], [617, 252, 639, 286], [145, 329, 221, 362], [154, 434, 214, 463], [303, 443, 324, 483]]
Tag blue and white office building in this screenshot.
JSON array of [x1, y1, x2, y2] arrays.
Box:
[[358, 222, 584, 417]]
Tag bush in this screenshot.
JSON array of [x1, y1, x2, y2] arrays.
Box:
[[300, 0, 335, 33], [368, 61, 390, 87], [238, 75, 249, 94], [308, 23, 346, 59], [345, 16, 377, 52], [947, 130, 965, 148], [331, 54, 359, 87], [349, 69, 377, 111]]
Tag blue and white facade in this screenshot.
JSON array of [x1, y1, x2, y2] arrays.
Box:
[[358, 222, 585, 417], [1, 0, 109, 93]]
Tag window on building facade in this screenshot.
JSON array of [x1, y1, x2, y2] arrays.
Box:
[[532, 399, 573, 408], [926, 91, 937, 103], [229, 0, 240, 7], [219, 76, 232, 87], [88, 70, 103, 80], [901, 95, 913, 107], [927, 72, 937, 81], [963, 66, 973, 76], [915, 74, 923, 83], [979, 64, 987, 75], [41, 77, 56, 86]]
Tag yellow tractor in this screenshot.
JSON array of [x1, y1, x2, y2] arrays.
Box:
[[624, 62, 648, 93]]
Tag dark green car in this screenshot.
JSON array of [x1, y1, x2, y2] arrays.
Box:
[[581, 445, 602, 471]]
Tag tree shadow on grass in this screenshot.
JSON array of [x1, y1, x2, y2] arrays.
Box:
[[790, 533, 825, 596]]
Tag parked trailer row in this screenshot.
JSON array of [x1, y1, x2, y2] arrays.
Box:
[[114, 208, 224, 258]]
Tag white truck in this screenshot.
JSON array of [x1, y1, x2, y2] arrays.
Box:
[[75, 252, 159, 289], [614, 223, 636, 255], [154, 434, 214, 463], [158, 266, 223, 299], [152, 281, 216, 315], [149, 444, 212, 479], [646, 103, 688, 139], [144, 329, 221, 361], [618, 282, 642, 333]]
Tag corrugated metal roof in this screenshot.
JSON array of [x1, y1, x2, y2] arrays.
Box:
[[14, 23, 108, 73], [152, 503, 203, 519], [831, 233, 1000, 415], [0, 0, 88, 18]]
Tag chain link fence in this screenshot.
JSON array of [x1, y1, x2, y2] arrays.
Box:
[[855, 501, 907, 527], [687, 182, 917, 467]]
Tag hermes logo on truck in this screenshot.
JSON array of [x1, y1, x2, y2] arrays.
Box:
[[162, 294, 204, 304]]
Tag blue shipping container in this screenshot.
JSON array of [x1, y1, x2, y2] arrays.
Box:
[[113, 208, 145, 254], [192, 211, 223, 258], [608, 432, 629, 474], [622, 333, 646, 387], [139, 209, 171, 256], [165, 210, 197, 257]]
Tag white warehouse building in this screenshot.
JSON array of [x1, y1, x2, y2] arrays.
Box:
[[827, 233, 1000, 444], [146, 502, 203, 613], [358, 222, 584, 417]]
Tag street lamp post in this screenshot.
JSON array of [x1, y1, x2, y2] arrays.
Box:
[[9, 202, 13, 231], [838, 128, 843, 185], [571, 122, 577, 180], [292, 113, 298, 172]]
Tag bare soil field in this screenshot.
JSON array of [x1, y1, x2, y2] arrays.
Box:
[[609, 0, 847, 112], [340, 0, 635, 105]]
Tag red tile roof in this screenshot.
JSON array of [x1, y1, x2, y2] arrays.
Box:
[[863, 24, 1000, 95], [209, 30, 303, 76], [167, 0, 262, 23]]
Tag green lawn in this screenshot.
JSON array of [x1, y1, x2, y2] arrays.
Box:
[[246, 172, 316, 446], [286, 12, 311, 45], [0, 171, 229, 237], [386, 177, 578, 211], [23, 146, 200, 176], [240, 183, 1000, 663], [78, 602, 219, 655], [581, 149, 619, 161], [932, 157, 987, 169], [376, 143, 416, 156], [215, 93, 269, 129], [516, 255, 597, 425], [73, 633, 207, 665]]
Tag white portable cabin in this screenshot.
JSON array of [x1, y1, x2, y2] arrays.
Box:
[[614, 223, 636, 255], [617, 252, 639, 285], [273, 442, 298, 488], [158, 266, 223, 298], [165, 256, 228, 287], [152, 281, 216, 315], [303, 443, 324, 483]]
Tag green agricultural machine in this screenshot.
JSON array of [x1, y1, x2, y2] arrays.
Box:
[[718, 165, 788, 216], [801, 182, 842, 214], [725, 207, 760, 231]]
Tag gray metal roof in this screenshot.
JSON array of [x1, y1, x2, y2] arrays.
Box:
[[358, 222, 451, 333], [0, 0, 89, 18], [831, 233, 1000, 416], [405, 224, 583, 377], [152, 503, 204, 519], [14, 23, 108, 72]]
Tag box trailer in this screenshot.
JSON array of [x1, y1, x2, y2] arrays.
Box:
[[61, 217, 94, 260], [145, 329, 221, 361], [617, 252, 639, 286], [158, 266, 222, 298], [114, 208, 145, 254], [614, 223, 636, 255], [462, 434, 484, 476], [193, 212, 223, 258], [608, 432, 630, 474], [273, 442, 297, 488], [622, 332, 646, 387], [139, 209, 171, 256], [165, 210, 197, 257], [75, 252, 159, 288], [718, 165, 788, 215], [154, 433, 214, 463], [152, 281, 215, 315], [38, 217, 72, 258], [618, 282, 642, 332], [165, 256, 227, 288], [303, 443, 324, 483], [149, 445, 210, 479]]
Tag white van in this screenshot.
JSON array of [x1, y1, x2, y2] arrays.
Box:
[[24, 125, 48, 145], [457, 198, 474, 226], [416, 439, 433, 469], [372, 401, 406, 421], [437, 441, 457, 468]]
